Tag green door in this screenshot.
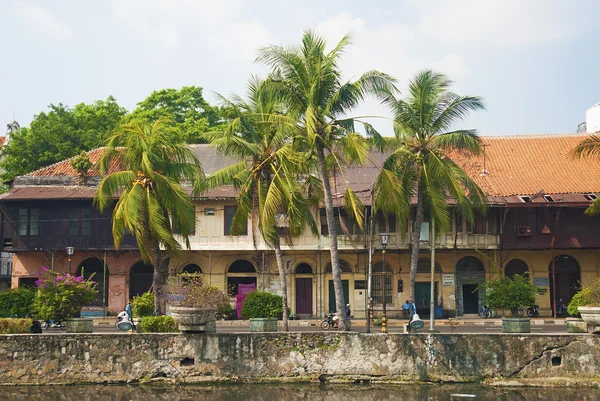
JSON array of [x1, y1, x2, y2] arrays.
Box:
[[415, 282, 438, 316], [328, 280, 349, 313]]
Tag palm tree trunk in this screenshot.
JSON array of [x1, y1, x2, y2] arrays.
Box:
[[152, 240, 165, 315], [316, 144, 349, 330], [274, 241, 289, 332], [409, 188, 424, 305]]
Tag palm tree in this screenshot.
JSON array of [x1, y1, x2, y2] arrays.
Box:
[[257, 30, 396, 329], [202, 77, 318, 331], [573, 135, 600, 215], [374, 70, 486, 305], [94, 119, 203, 314]]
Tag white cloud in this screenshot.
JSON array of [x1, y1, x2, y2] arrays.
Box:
[[414, 0, 588, 46], [14, 1, 73, 40]]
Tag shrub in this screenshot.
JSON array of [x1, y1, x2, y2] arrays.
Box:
[[0, 318, 33, 334], [32, 267, 97, 321], [480, 273, 543, 316], [166, 278, 229, 310], [217, 301, 235, 320], [0, 288, 36, 318], [568, 289, 593, 317], [138, 316, 177, 333], [131, 292, 155, 317], [241, 291, 282, 319]]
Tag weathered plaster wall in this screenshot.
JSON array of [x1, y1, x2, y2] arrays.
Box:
[[0, 333, 598, 385]]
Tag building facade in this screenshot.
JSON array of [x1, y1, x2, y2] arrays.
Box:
[[2, 135, 600, 318]]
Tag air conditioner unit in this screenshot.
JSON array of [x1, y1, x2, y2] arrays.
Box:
[[517, 226, 532, 237]]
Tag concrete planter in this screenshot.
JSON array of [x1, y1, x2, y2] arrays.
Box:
[[502, 317, 530, 333], [578, 306, 600, 333], [566, 317, 587, 333], [65, 318, 94, 333], [250, 317, 278, 332], [169, 306, 216, 333]]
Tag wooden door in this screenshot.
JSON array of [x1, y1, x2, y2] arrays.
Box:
[[295, 278, 312, 315]]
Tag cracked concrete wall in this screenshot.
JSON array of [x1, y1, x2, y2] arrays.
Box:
[[0, 333, 598, 385]]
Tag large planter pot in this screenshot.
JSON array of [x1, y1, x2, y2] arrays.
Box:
[[578, 306, 600, 333], [169, 306, 216, 332], [250, 317, 278, 332], [502, 317, 531, 333], [65, 318, 94, 333], [566, 317, 587, 333]]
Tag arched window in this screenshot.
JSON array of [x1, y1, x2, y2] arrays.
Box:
[[325, 260, 352, 273], [295, 263, 313, 274], [417, 259, 442, 273], [372, 262, 393, 305], [456, 256, 485, 274], [505, 259, 528, 279], [77, 258, 108, 306], [129, 261, 153, 299], [228, 260, 256, 273], [182, 264, 202, 275]]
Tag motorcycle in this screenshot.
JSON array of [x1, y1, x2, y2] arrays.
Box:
[[527, 305, 540, 318], [320, 312, 352, 330], [556, 299, 568, 318], [40, 319, 66, 330]]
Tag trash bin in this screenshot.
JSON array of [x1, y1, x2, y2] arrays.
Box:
[[434, 306, 443, 319]]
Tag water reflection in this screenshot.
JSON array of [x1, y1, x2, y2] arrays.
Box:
[[0, 384, 598, 401]]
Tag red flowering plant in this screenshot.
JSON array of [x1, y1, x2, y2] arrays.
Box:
[[32, 267, 98, 322]]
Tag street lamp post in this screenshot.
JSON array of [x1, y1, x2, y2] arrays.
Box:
[[66, 246, 74, 275], [379, 233, 389, 334]]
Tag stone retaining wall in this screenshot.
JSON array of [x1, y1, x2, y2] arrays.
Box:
[[0, 333, 598, 385]]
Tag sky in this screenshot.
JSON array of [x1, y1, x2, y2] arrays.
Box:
[[1, 0, 599, 136]]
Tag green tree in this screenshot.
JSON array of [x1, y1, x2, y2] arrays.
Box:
[[202, 77, 317, 331], [374, 70, 486, 304], [93, 119, 203, 314], [257, 31, 395, 330], [129, 86, 225, 144], [0, 97, 127, 180], [572, 135, 600, 215]]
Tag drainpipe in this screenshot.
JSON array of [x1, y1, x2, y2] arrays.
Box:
[[429, 219, 436, 331], [367, 193, 375, 333], [209, 250, 213, 285], [551, 208, 562, 317], [51, 251, 54, 273], [319, 246, 323, 318], [103, 251, 107, 317], [261, 251, 265, 291]]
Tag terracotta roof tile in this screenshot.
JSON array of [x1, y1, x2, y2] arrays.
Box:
[[27, 148, 121, 177], [0, 137, 6, 148]]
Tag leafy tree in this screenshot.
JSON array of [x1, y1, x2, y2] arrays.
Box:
[[202, 77, 317, 331], [0, 97, 127, 180], [128, 86, 225, 144], [374, 70, 486, 304], [480, 273, 542, 316], [93, 119, 203, 314], [572, 135, 600, 215], [257, 31, 395, 330]]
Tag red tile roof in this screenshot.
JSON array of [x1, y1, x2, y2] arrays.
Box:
[[27, 148, 120, 177], [0, 137, 6, 148]]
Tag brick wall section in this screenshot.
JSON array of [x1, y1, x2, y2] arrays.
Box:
[[0, 333, 598, 385]]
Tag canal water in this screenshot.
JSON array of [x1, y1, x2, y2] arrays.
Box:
[[0, 384, 598, 401]]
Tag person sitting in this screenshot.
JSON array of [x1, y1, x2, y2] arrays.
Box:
[[402, 300, 410, 317]]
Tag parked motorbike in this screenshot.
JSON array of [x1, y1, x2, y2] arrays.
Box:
[[40, 319, 66, 330], [556, 299, 568, 318], [527, 305, 540, 318]]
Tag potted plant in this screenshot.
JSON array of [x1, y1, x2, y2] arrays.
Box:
[[241, 291, 282, 332], [572, 278, 600, 333], [480, 273, 542, 333], [32, 267, 98, 333], [166, 277, 230, 333], [566, 290, 589, 333]]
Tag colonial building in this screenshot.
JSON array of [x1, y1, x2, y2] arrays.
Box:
[[1, 134, 599, 318]]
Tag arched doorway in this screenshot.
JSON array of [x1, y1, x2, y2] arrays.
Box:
[[182, 263, 202, 275], [227, 260, 257, 319], [456, 256, 486, 316], [129, 261, 153, 299], [325, 260, 352, 313], [416, 258, 442, 316], [549, 254, 580, 315], [77, 258, 108, 307], [295, 263, 313, 316], [505, 259, 528, 279], [373, 262, 393, 307]]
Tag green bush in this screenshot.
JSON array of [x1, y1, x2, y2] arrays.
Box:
[[568, 288, 595, 317], [480, 273, 543, 316], [0, 318, 33, 334], [241, 291, 282, 319], [0, 288, 36, 318], [217, 301, 235, 320], [131, 292, 155, 317], [138, 316, 177, 333]]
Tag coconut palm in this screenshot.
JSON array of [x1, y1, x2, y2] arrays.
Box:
[[94, 119, 203, 314], [202, 77, 318, 331], [257, 30, 396, 330], [573, 135, 600, 215], [374, 70, 486, 305]]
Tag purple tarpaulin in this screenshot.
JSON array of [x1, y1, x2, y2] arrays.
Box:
[[236, 283, 256, 319]]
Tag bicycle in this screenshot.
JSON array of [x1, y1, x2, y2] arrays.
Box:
[[479, 305, 493, 318]]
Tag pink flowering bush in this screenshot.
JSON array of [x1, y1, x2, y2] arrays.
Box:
[[32, 267, 97, 321]]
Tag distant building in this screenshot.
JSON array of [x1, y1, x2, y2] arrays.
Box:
[[0, 121, 18, 290], [578, 102, 600, 133]]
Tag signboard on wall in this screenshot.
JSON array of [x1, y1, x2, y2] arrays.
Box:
[[442, 274, 455, 287], [534, 277, 549, 287]]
